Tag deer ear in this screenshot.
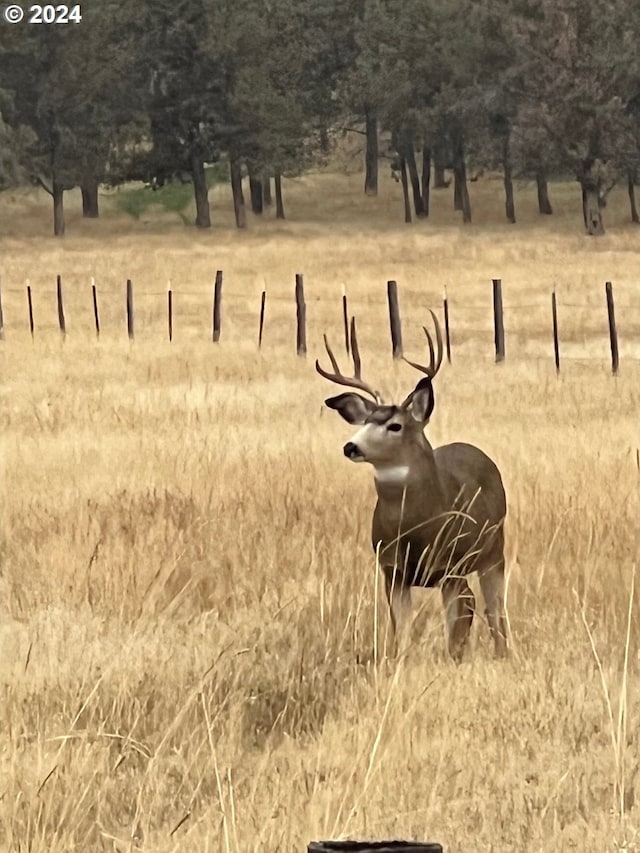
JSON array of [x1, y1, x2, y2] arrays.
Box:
[[401, 377, 434, 423], [325, 393, 377, 424]]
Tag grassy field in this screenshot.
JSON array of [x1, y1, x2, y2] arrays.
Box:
[[1, 172, 639, 852]]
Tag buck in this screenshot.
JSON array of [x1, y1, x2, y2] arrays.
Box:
[[316, 312, 508, 662]]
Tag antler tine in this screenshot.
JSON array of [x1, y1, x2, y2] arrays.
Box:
[[349, 316, 383, 401], [429, 308, 444, 374], [403, 309, 444, 379], [349, 317, 362, 378], [323, 333, 341, 374], [315, 316, 382, 403], [424, 325, 436, 372]]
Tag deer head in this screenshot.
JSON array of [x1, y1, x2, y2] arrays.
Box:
[[316, 311, 443, 469]]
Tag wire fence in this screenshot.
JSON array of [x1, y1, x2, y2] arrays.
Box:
[[0, 273, 638, 374]]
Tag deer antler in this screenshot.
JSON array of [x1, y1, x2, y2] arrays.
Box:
[[315, 317, 382, 403], [403, 309, 444, 379]]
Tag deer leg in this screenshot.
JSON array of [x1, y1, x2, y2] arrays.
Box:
[[441, 577, 475, 663], [383, 566, 412, 657], [479, 561, 508, 658]]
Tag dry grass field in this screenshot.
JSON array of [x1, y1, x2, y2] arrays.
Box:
[[1, 172, 639, 852]]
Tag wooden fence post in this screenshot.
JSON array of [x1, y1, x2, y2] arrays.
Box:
[[126, 279, 134, 339], [258, 290, 266, 348], [605, 281, 619, 375], [492, 278, 505, 362], [551, 289, 560, 373], [342, 284, 350, 355], [168, 281, 173, 342], [387, 279, 403, 359], [443, 287, 452, 364], [91, 277, 100, 339], [26, 282, 34, 338], [212, 269, 223, 342], [295, 273, 307, 356], [0, 276, 4, 341], [56, 274, 66, 337]]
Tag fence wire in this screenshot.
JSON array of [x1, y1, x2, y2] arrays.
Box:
[[0, 278, 638, 373]]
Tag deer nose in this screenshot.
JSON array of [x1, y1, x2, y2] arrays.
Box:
[[344, 441, 360, 459]]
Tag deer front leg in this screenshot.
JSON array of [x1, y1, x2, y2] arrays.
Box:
[[441, 577, 475, 663], [479, 561, 508, 658], [382, 565, 412, 658]]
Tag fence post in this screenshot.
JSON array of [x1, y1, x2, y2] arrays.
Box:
[[387, 279, 403, 359], [168, 281, 173, 342], [126, 279, 134, 339], [295, 273, 307, 356], [0, 276, 4, 341], [342, 284, 350, 355], [443, 287, 452, 364], [56, 274, 66, 337], [258, 290, 266, 348], [492, 278, 505, 362], [26, 282, 34, 338], [605, 281, 619, 375], [551, 289, 560, 373], [212, 269, 223, 342], [91, 277, 100, 339]]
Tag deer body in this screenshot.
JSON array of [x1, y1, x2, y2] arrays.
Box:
[[373, 440, 506, 588], [317, 312, 509, 662]]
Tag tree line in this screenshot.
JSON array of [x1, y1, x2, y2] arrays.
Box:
[[1, 0, 639, 236]]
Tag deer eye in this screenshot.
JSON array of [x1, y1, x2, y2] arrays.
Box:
[[387, 423, 402, 432]]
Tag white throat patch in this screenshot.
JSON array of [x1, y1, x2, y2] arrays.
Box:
[[374, 464, 410, 485]]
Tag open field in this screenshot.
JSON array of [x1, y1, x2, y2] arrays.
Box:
[[1, 173, 639, 852]]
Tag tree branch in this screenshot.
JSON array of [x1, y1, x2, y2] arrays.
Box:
[[600, 178, 618, 201], [33, 174, 53, 196], [337, 126, 367, 136]]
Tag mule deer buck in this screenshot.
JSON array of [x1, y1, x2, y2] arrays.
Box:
[[316, 312, 508, 662]]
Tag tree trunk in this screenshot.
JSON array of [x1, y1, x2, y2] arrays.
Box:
[[461, 181, 471, 222], [53, 181, 65, 236], [582, 183, 604, 234], [399, 157, 412, 223], [536, 170, 553, 214], [433, 142, 449, 188], [191, 153, 211, 228], [421, 146, 431, 217], [274, 173, 285, 219], [364, 104, 378, 196], [452, 137, 471, 223], [628, 173, 639, 224], [249, 174, 263, 214], [405, 145, 426, 217], [502, 135, 515, 224], [579, 159, 604, 235], [434, 164, 447, 188], [263, 175, 272, 206], [229, 158, 247, 229], [453, 170, 463, 210], [81, 181, 99, 218]]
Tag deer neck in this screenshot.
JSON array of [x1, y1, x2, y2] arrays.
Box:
[[373, 438, 445, 514]]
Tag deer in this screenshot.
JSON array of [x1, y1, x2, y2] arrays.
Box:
[[316, 312, 508, 662]]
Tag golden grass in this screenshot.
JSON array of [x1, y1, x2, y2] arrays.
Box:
[[1, 173, 639, 852]]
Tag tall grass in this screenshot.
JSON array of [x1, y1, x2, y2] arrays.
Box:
[[1, 173, 639, 852]]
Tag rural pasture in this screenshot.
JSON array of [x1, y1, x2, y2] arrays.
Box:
[[1, 173, 639, 852]]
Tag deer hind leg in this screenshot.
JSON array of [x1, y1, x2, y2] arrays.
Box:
[[479, 561, 508, 658], [441, 577, 475, 663], [383, 566, 412, 658]]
